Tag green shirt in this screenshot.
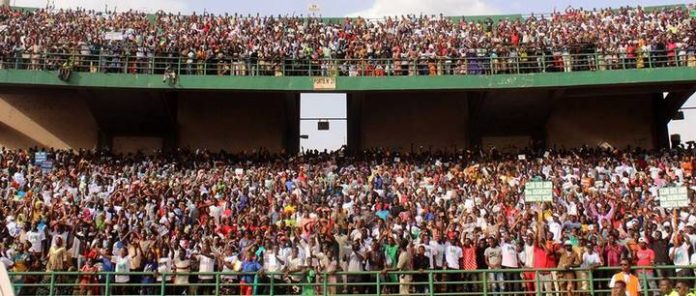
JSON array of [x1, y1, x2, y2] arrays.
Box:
[[384, 244, 399, 267], [301, 269, 316, 296]]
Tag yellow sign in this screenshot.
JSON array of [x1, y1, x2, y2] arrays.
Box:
[[313, 77, 336, 90]]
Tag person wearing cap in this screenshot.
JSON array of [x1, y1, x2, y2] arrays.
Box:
[[609, 259, 641, 296], [556, 240, 580, 296], [634, 237, 657, 292]]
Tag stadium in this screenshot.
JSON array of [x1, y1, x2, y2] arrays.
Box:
[[0, 1, 695, 296]]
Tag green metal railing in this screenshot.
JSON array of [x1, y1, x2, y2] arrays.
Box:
[[8, 265, 696, 296], [1, 50, 694, 79]]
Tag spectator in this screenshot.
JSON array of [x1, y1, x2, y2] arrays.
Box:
[[609, 259, 641, 296], [659, 278, 678, 296], [484, 237, 504, 294], [1, 5, 695, 77], [0, 145, 694, 295]]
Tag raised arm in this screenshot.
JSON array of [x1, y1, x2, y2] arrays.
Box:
[[536, 207, 544, 246]]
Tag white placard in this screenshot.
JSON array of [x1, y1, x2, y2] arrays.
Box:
[[524, 181, 553, 203], [658, 186, 689, 208]]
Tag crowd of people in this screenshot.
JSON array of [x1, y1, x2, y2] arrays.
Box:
[[1, 4, 696, 76], [0, 145, 694, 296]]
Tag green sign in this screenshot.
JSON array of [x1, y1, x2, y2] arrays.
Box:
[[524, 181, 553, 203], [658, 186, 689, 208]]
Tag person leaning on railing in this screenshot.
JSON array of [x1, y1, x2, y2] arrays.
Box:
[[557, 239, 581, 296], [381, 240, 412, 295], [412, 244, 430, 294]]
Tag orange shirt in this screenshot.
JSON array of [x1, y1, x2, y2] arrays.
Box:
[[609, 272, 640, 296], [681, 161, 693, 177]]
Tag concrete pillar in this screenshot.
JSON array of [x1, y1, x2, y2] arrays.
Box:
[[161, 91, 179, 152], [652, 93, 670, 149], [355, 91, 469, 152], [284, 93, 300, 155], [177, 92, 289, 153], [466, 92, 485, 148], [347, 92, 364, 154]]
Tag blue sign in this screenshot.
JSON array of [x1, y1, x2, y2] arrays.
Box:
[[35, 152, 47, 165], [41, 160, 53, 172]]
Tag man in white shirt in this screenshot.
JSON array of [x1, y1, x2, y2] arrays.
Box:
[[670, 233, 691, 280], [501, 233, 521, 292], [346, 239, 366, 294], [193, 243, 216, 296], [430, 235, 445, 270], [444, 237, 463, 293], [26, 224, 45, 256]]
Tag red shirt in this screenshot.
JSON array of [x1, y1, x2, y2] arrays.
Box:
[[635, 248, 655, 267], [605, 244, 624, 267], [462, 246, 477, 270], [533, 246, 550, 272]]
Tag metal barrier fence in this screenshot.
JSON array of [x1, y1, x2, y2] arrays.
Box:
[[7, 265, 696, 296], [0, 50, 695, 78]]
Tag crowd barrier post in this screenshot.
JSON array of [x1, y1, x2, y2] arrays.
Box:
[[641, 270, 651, 296], [214, 273, 221, 296], [588, 269, 595, 296], [48, 272, 55, 296], [376, 271, 382, 295], [540, 53, 546, 72], [160, 274, 166, 296], [428, 271, 435, 296], [535, 270, 541, 296], [319, 272, 325, 296], [482, 269, 489, 296], [105, 272, 112, 296]]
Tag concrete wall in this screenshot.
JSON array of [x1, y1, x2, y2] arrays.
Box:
[[112, 136, 163, 154], [351, 92, 468, 152], [0, 88, 98, 149], [177, 92, 295, 152], [546, 94, 655, 149], [482, 136, 533, 152]]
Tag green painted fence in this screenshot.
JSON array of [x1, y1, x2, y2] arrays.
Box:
[[7, 265, 696, 296]]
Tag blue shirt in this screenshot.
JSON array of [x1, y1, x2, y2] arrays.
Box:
[[241, 260, 262, 283]]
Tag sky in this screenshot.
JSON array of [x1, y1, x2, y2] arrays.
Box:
[[13, 0, 690, 17], [12, 0, 696, 150]]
